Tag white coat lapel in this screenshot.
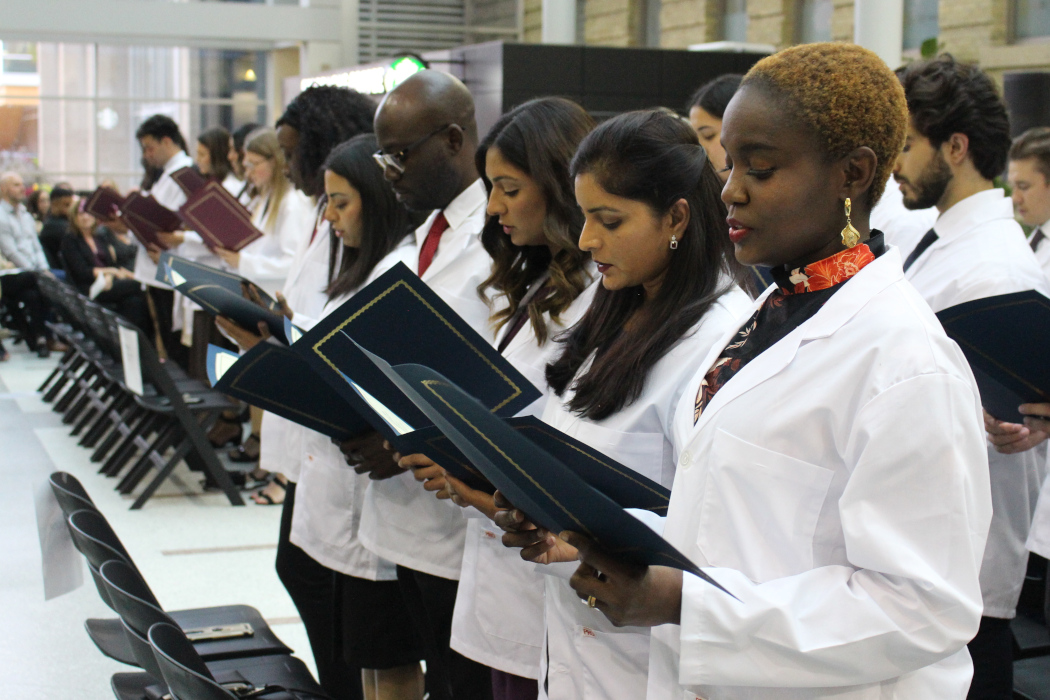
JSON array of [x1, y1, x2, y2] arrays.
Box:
[[689, 250, 904, 439]]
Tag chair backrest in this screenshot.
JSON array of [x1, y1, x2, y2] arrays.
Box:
[[148, 622, 234, 700], [120, 615, 165, 680], [67, 509, 136, 609], [49, 471, 97, 517], [99, 560, 169, 636]]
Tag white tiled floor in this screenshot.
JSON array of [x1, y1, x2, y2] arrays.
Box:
[[0, 341, 313, 698]]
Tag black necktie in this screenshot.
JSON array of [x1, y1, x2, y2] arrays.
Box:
[[1031, 228, 1045, 252], [902, 228, 939, 272]]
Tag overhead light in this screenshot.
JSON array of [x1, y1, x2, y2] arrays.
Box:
[[244, 68, 257, 82]]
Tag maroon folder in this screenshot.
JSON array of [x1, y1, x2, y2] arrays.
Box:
[[178, 181, 262, 253], [83, 187, 126, 221], [171, 167, 210, 197], [120, 191, 183, 250]]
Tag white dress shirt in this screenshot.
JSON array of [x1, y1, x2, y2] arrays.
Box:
[[870, 179, 939, 254], [648, 249, 991, 700], [0, 199, 48, 270], [237, 188, 315, 297], [358, 178, 494, 580], [450, 276, 598, 680], [538, 287, 753, 700], [290, 236, 417, 580], [133, 150, 194, 287], [903, 187, 1050, 620]]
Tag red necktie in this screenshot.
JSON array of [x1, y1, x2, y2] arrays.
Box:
[[418, 212, 449, 277]]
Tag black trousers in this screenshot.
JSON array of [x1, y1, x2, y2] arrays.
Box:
[[395, 565, 493, 700], [147, 286, 188, 368], [96, 279, 151, 336], [1, 271, 48, 346], [275, 481, 362, 700], [967, 615, 1013, 699]]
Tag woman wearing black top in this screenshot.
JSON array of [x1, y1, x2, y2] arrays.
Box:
[[61, 203, 151, 334]]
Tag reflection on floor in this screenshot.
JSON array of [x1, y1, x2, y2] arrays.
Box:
[[0, 341, 312, 699]]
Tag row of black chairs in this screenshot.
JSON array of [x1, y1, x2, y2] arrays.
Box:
[[51, 471, 326, 699], [36, 274, 243, 508]]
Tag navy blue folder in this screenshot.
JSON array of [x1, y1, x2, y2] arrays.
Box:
[[290, 262, 541, 453], [374, 360, 728, 592], [157, 253, 281, 314], [176, 281, 289, 343], [207, 344, 368, 440], [936, 290, 1050, 423]]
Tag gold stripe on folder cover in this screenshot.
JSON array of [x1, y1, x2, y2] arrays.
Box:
[[311, 280, 526, 413]]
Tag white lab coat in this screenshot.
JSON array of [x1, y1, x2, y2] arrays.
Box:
[[870, 178, 938, 254], [133, 150, 194, 288], [290, 236, 417, 579], [222, 173, 245, 198], [450, 277, 598, 680], [259, 205, 330, 484], [903, 188, 1050, 619], [648, 248, 992, 700], [538, 286, 754, 700], [359, 179, 494, 580], [1031, 219, 1050, 278], [237, 188, 315, 297]]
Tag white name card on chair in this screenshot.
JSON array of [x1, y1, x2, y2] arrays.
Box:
[[34, 481, 84, 600], [118, 326, 143, 396]]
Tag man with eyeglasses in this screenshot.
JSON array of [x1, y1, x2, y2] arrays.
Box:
[[356, 69, 494, 700]]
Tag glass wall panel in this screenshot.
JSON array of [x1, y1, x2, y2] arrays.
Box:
[[903, 0, 939, 50]]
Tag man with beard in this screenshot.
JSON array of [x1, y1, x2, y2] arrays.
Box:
[[896, 55, 1050, 700]]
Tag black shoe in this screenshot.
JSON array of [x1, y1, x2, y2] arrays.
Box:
[[36, 343, 50, 359]]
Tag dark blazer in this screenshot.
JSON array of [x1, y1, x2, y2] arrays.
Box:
[[61, 231, 116, 294]]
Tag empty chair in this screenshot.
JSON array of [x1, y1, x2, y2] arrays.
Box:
[[67, 509, 291, 661], [49, 471, 97, 515], [149, 622, 330, 700]]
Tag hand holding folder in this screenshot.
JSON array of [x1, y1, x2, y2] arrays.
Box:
[[120, 192, 184, 250], [157, 253, 282, 314]]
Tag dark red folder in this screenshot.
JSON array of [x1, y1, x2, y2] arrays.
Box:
[[171, 167, 210, 197], [178, 181, 262, 252], [120, 191, 183, 250], [83, 187, 126, 221]]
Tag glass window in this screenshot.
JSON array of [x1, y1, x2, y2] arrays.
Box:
[[797, 0, 832, 43], [723, 0, 748, 42], [644, 0, 662, 47], [1015, 0, 1050, 40], [903, 0, 939, 50]]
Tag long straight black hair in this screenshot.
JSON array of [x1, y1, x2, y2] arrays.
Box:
[[475, 97, 595, 344], [546, 110, 748, 420], [323, 134, 413, 299]]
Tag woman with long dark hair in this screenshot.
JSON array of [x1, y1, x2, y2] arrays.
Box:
[[405, 97, 597, 700], [495, 110, 753, 700], [195, 126, 235, 188]]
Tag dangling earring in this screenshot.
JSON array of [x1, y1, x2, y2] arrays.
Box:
[[840, 198, 860, 248], [670, 234, 678, 250]]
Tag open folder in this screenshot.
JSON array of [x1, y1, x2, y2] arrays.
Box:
[[207, 344, 368, 441], [156, 253, 282, 313], [120, 191, 183, 250], [83, 186, 125, 221], [936, 290, 1050, 422], [289, 262, 541, 454], [178, 181, 263, 253], [362, 354, 727, 592]]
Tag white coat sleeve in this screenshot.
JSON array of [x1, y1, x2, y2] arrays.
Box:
[[677, 373, 991, 689], [238, 195, 312, 285]]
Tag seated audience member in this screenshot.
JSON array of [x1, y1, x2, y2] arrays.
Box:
[[61, 202, 151, 334], [687, 73, 742, 182], [0, 171, 51, 274], [195, 126, 238, 194], [0, 248, 50, 358], [538, 42, 991, 700], [38, 185, 75, 270], [94, 181, 136, 272], [896, 54, 1050, 700], [1008, 126, 1050, 277], [26, 187, 49, 229]]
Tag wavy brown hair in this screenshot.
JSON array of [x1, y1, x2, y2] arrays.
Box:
[[475, 98, 595, 344], [547, 110, 749, 420]]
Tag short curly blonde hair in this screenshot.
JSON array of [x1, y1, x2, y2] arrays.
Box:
[[742, 42, 908, 205]]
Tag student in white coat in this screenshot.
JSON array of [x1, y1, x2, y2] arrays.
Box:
[[405, 97, 598, 700], [214, 129, 314, 298], [495, 110, 754, 700], [895, 55, 1050, 700], [194, 126, 238, 195], [353, 71, 496, 700], [217, 86, 380, 700], [1007, 127, 1050, 277], [557, 43, 992, 700]]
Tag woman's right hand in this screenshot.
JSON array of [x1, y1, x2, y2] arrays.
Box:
[[492, 490, 580, 565], [215, 316, 270, 352], [443, 475, 500, 519]]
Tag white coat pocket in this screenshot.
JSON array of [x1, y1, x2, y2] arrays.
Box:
[[696, 429, 834, 581], [574, 624, 650, 700]]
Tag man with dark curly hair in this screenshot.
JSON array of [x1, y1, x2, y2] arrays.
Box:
[[896, 55, 1050, 700]]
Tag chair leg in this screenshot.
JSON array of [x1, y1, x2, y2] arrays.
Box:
[[92, 403, 143, 464], [118, 421, 181, 494], [131, 436, 196, 510], [102, 411, 162, 476]]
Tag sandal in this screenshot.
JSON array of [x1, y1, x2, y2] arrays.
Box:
[[208, 417, 244, 448], [228, 433, 260, 463], [251, 475, 287, 505], [242, 469, 273, 491]]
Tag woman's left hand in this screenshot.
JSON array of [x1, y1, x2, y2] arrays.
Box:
[[443, 474, 499, 519], [563, 531, 683, 628], [400, 453, 448, 497], [215, 247, 240, 268], [215, 316, 270, 352]]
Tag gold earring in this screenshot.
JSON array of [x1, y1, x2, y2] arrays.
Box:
[[670, 234, 678, 250], [840, 198, 860, 248]]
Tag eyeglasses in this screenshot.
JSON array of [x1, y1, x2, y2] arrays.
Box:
[[373, 124, 458, 175]]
